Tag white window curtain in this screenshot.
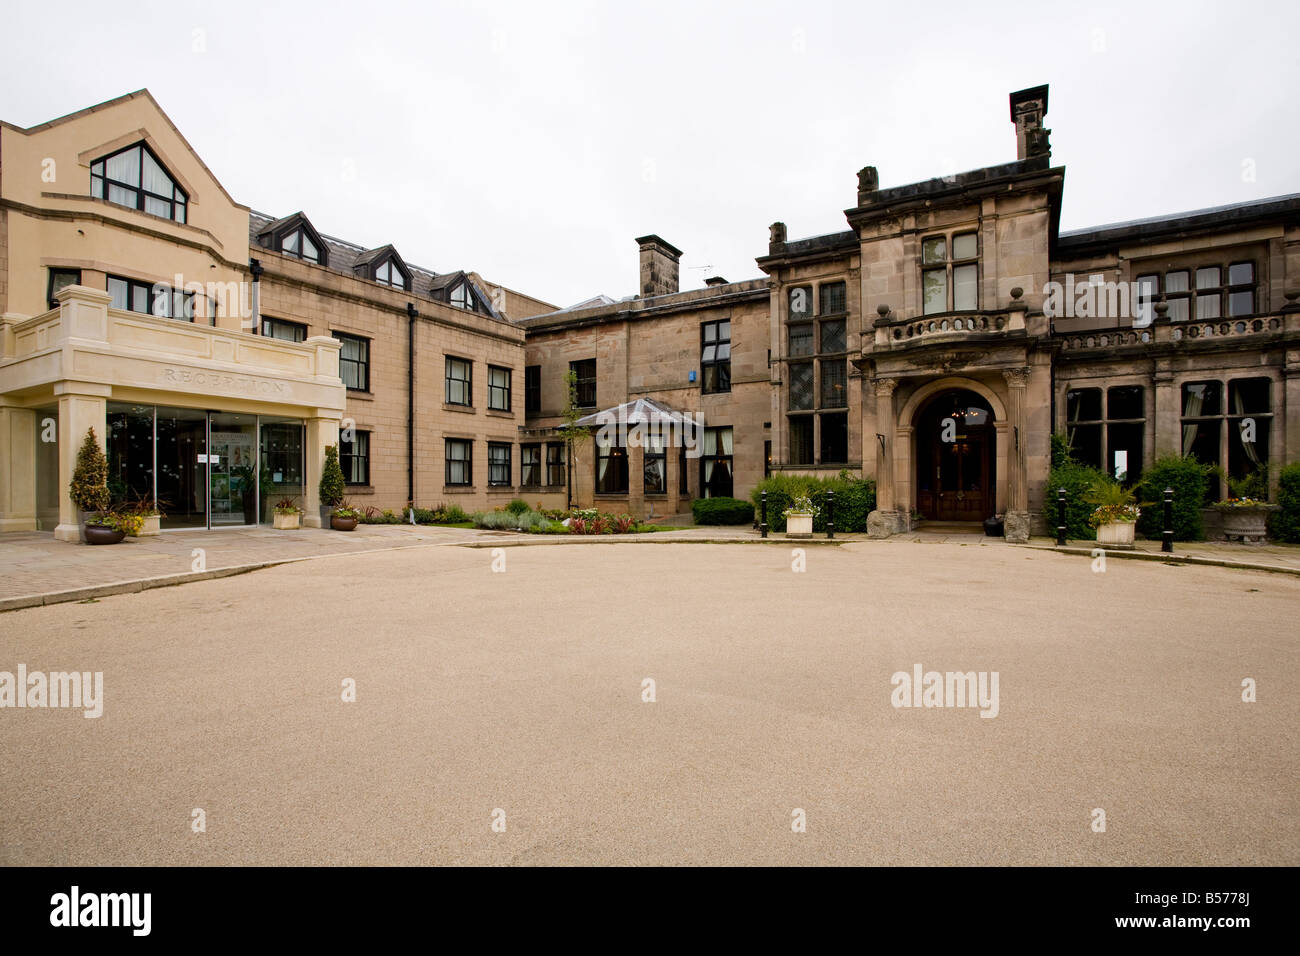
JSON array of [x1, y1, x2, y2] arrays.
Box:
[[645, 435, 666, 491], [1231, 389, 1262, 468], [597, 434, 610, 482], [1181, 388, 1204, 456]]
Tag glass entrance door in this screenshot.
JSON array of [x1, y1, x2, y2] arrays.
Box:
[[156, 406, 208, 529], [209, 412, 260, 527]]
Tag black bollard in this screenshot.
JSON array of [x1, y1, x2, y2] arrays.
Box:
[[1162, 487, 1174, 553], [1056, 487, 1067, 546], [760, 490, 768, 538], [826, 489, 835, 539]]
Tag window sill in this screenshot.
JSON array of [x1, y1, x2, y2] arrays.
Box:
[[344, 485, 375, 495], [443, 403, 476, 414], [487, 485, 517, 492], [486, 409, 515, 418], [346, 390, 375, 401], [594, 492, 631, 498], [442, 485, 475, 493]]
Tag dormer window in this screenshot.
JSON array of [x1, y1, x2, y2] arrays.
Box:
[[373, 258, 408, 290], [279, 227, 321, 264], [450, 282, 474, 310], [90, 143, 187, 223]]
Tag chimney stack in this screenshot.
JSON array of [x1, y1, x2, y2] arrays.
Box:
[[635, 235, 682, 298], [704, 276, 728, 288], [1009, 85, 1050, 161]]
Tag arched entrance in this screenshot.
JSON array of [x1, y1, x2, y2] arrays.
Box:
[[914, 389, 996, 522]]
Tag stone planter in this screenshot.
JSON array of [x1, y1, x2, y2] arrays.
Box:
[[135, 514, 161, 536], [84, 525, 125, 545], [1217, 505, 1276, 544], [785, 513, 813, 539], [331, 515, 358, 532], [1095, 520, 1136, 549], [273, 511, 302, 530]]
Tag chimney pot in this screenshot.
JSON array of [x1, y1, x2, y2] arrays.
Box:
[[1009, 84, 1051, 161], [635, 234, 682, 298]]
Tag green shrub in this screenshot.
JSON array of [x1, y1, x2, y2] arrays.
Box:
[[319, 444, 345, 507], [1050, 432, 1072, 470], [1136, 456, 1212, 541], [749, 471, 875, 532], [505, 498, 531, 515], [692, 496, 755, 525], [1043, 460, 1109, 540], [1270, 462, 1300, 543], [70, 428, 111, 512]]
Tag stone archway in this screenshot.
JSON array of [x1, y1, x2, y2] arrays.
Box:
[[894, 376, 1009, 526]]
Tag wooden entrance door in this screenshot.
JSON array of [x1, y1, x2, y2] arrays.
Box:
[[914, 390, 995, 522], [932, 431, 989, 520]]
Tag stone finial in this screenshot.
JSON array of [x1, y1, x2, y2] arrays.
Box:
[[1153, 300, 1170, 323], [857, 166, 879, 204], [873, 303, 893, 327], [1008, 286, 1027, 311], [769, 222, 787, 251]]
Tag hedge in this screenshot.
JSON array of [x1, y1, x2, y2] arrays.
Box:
[[691, 496, 754, 525], [1043, 460, 1108, 541], [1270, 462, 1300, 543], [1136, 456, 1212, 542], [748, 471, 876, 533]]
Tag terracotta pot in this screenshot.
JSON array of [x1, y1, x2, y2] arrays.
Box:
[[273, 511, 302, 530], [1095, 520, 1136, 549], [331, 515, 358, 532], [85, 525, 125, 545], [785, 513, 813, 538]]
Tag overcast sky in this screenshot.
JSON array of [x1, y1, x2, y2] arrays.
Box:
[[4, 0, 1297, 309]]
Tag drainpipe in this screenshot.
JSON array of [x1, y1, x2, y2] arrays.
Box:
[[407, 302, 418, 506], [249, 258, 263, 334]]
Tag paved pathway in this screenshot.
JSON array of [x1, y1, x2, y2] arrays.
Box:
[[2, 523, 1297, 611]]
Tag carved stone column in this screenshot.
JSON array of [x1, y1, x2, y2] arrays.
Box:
[[868, 378, 901, 538], [1002, 367, 1031, 543]]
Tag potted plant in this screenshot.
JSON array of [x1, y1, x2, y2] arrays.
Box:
[[83, 511, 126, 545], [231, 464, 259, 526], [1214, 471, 1276, 543], [319, 444, 346, 526], [1084, 477, 1141, 549], [69, 427, 111, 544], [127, 494, 163, 536], [273, 496, 303, 530], [783, 494, 817, 539], [330, 499, 360, 532]]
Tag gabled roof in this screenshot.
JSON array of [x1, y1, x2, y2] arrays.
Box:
[[573, 397, 701, 431], [352, 243, 410, 278], [3, 89, 247, 211]]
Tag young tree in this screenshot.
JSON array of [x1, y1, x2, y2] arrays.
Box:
[[319, 444, 346, 508], [70, 427, 110, 513], [556, 369, 590, 511]]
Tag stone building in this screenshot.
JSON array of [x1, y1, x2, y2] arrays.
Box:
[[0, 90, 553, 537], [2, 84, 1297, 540], [524, 85, 1300, 540]]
